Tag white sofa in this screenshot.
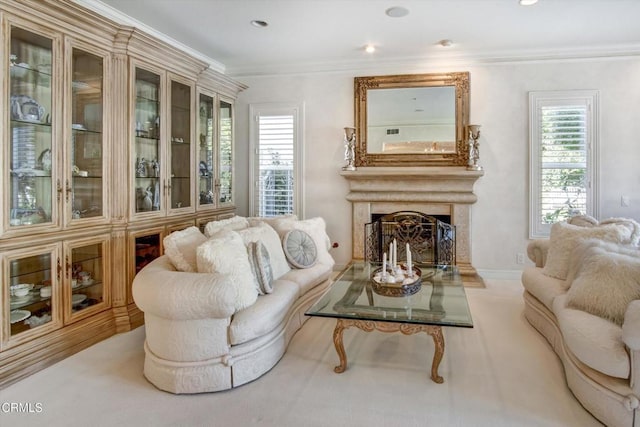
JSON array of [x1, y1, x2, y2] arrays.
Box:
[[522, 217, 640, 427], [133, 216, 335, 394]]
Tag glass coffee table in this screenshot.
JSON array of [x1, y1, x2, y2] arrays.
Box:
[[306, 262, 473, 383]]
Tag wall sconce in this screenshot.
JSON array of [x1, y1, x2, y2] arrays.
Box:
[[466, 124, 482, 171], [342, 127, 356, 171]]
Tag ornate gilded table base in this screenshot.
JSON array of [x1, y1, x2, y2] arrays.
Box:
[[332, 318, 445, 383]]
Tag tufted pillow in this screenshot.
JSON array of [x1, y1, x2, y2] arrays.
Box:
[[246, 241, 274, 294], [163, 226, 207, 272], [565, 244, 640, 325], [283, 229, 317, 269], [204, 215, 249, 238], [196, 229, 258, 311], [543, 221, 634, 280], [236, 222, 290, 279]]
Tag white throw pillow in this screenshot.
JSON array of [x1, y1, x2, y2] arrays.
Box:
[[236, 222, 290, 279], [204, 215, 249, 238], [600, 217, 640, 245], [565, 245, 640, 325], [163, 226, 207, 272], [566, 239, 640, 288], [196, 229, 258, 311], [283, 229, 317, 269], [543, 221, 634, 280]]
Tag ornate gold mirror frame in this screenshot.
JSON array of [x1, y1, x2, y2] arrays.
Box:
[[354, 72, 470, 167]]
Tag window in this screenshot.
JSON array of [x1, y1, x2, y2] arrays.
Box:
[[249, 103, 304, 217], [529, 90, 598, 238]]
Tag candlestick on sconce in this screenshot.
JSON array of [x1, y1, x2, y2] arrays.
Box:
[[466, 124, 482, 171], [342, 127, 356, 171]]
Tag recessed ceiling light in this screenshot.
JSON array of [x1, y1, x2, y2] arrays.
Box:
[[365, 45, 376, 53], [519, 0, 538, 5], [385, 6, 409, 18], [250, 20, 268, 27], [438, 39, 453, 47]]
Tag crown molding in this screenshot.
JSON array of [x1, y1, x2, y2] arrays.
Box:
[[226, 44, 640, 78], [71, 0, 226, 74]]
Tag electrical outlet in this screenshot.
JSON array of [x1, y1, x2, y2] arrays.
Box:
[[621, 195, 630, 207], [516, 253, 525, 264]]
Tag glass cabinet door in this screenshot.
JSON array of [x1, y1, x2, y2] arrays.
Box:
[[198, 93, 215, 208], [218, 100, 233, 205], [170, 80, 192, 210], [8, 27, 54, 228], [5, 245, 60, 342], [70, 48, 104, 220], [67, 239, 107, 320], [134, 68, 161, 214], [134, 232, 162, 274]]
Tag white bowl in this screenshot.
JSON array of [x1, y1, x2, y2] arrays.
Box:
[[40, 286, 52, 298], [10, 283, 33, 296], [13, 288, 30, 297]]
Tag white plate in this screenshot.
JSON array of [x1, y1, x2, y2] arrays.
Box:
[[10, 309, 31, 324], [72, 294, 87, 305], [72, 123, 86, 130]]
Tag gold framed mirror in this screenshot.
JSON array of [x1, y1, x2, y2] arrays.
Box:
[[354, 72, 469, 166]]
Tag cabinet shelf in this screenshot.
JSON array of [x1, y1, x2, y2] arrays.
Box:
[[10, 119, 51, 128]]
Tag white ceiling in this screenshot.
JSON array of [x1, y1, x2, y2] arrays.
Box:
[[78, 0, 640, 76]]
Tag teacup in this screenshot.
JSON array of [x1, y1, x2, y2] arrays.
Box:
[[78, 271, 91, 283]]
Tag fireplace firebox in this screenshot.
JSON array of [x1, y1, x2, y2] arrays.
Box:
[[365, 211, 455, 266]]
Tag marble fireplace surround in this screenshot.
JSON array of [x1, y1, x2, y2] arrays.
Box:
[[340, 167, 484, 285]]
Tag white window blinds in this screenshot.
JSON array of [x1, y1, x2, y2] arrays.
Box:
[[529, 91, 598, 238], [256, 114, 295, 217]]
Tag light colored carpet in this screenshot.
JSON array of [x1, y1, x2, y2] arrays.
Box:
[[0, 279, 601, 427]]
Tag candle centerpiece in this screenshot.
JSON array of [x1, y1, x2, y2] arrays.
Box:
[[371, 240, 422, 296]]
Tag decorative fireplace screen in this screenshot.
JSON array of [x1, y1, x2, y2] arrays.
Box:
[[364, 211, 456, 266]]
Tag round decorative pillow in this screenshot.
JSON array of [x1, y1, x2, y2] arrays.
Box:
[[283, 229, 317, 269]]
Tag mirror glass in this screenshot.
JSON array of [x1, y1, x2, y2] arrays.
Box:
[[354, 72, 469, 167], [367, 86, 455, 154]]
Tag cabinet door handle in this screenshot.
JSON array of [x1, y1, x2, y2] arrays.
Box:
[[57, 257, 62, 280], [65, 255, 70, 278], [65, 179, 72, 202], [57, 179, 63, 201]]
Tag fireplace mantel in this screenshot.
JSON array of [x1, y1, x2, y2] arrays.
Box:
[[341, 166, 484, 285]]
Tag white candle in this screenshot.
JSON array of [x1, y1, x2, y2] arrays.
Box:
[[406, 243, 413, 277], [393, 239, 397, 269], [389, 242, 394, 269], [382, 252, 387, 278]]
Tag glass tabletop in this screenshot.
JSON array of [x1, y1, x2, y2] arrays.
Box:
[[306, 262, 473, 328]]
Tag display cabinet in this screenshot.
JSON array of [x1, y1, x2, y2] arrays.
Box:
[[129, 227, 164, 288], [169, 78, 193, 211], [132, 66, 195, 218], [133, 66, 162, 215], [6, 25, 57, 232], [0, 0, 245, 388], [2, 236, 109, 349], [197, 92, 216, 209], [218, 98, 234, 207], [5, 25, 109, 234], [66, 43, 108, 224], [63, 236, 110, 323], [2, 243, 61, 349]]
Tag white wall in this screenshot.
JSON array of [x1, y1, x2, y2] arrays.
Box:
[[233, 57, 640, 273]]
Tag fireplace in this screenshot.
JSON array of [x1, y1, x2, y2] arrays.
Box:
[[340, 166, 484, 285]]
